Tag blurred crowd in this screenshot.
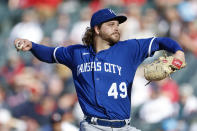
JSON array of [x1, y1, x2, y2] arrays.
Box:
[[0, 0, 197, 131]]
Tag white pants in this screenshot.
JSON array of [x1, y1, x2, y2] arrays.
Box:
[[79, 120, 141, 131]]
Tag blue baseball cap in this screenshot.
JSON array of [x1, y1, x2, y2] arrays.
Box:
[[90, 8, 127, 28]]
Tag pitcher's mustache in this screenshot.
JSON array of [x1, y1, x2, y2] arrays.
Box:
[[112, 32, 120, 35]]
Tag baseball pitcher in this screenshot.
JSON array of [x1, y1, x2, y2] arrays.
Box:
[[14, 8, 186, 131]]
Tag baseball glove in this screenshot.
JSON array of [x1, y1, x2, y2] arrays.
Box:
[[144, 56, 186, 81]]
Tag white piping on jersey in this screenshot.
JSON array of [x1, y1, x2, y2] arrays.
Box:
[[148, 37, 156, 57], [53, 47, 61, 63]]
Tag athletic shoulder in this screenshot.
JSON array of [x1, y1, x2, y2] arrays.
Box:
[[116, 38, 155, 59], [63, 44, 87, 49], [119, 38, 154, 44], [59, 44, 88, 53], [119, 39, 137, 43], [117, 39, 138, 47], [54, 44, 87, 68]]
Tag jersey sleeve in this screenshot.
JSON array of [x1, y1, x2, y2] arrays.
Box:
[[133, 37, 183, 63], [30, 42, 56, 63], [135, 37, 159, 60], [53, 46, 74, 69]]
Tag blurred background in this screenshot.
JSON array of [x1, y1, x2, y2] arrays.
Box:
[[0, 0, 197, 131]]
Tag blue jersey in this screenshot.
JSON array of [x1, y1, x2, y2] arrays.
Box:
[[30, 37, 183, 120], [53, 37, 160, 120]]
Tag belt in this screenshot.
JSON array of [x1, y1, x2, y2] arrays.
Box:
[[85, 116, 130, 128]]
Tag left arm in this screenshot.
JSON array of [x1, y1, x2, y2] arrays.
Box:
[[135, 37, 185, 64], [155, 37, 183, 53], [154, 37, 185, 63]]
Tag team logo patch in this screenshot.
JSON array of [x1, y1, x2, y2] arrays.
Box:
[[109, 9, 116, 15], [172, 58, 182, 69]]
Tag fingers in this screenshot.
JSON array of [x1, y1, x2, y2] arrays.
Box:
[[14, 38, 32, 51], [14, 39, 23, 51], [174, 50, 186, 64], [180, 62, 187, 68]]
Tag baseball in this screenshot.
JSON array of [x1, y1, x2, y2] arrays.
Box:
[[16, 40, 24, 50]]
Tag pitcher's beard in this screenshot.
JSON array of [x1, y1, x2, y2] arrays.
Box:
[[104, 33, 120, 46], [99, 31, 120, 46], [108, 34, 120, 45]]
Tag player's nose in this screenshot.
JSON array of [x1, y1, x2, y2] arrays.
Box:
[[114, 26, 119, 32]]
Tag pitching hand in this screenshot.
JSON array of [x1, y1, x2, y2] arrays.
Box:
[[14, 38, 32, 51]]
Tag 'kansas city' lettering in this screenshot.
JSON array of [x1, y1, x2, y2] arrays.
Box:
[[77, 62, 122, 76]]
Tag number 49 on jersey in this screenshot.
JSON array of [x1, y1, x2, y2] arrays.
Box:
[[108, 82, 127, 99]]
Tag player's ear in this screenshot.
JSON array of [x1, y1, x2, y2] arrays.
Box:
[[94, 26, 100, 35]]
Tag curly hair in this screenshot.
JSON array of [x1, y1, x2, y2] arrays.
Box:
[[82, 27, 95, 46]]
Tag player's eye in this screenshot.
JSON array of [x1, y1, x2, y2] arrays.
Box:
[[108, 23, 114, 26], [107, 21, 119, 27]]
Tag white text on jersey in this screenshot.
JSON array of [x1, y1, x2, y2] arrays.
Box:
[[77, 62, 122, 76]]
